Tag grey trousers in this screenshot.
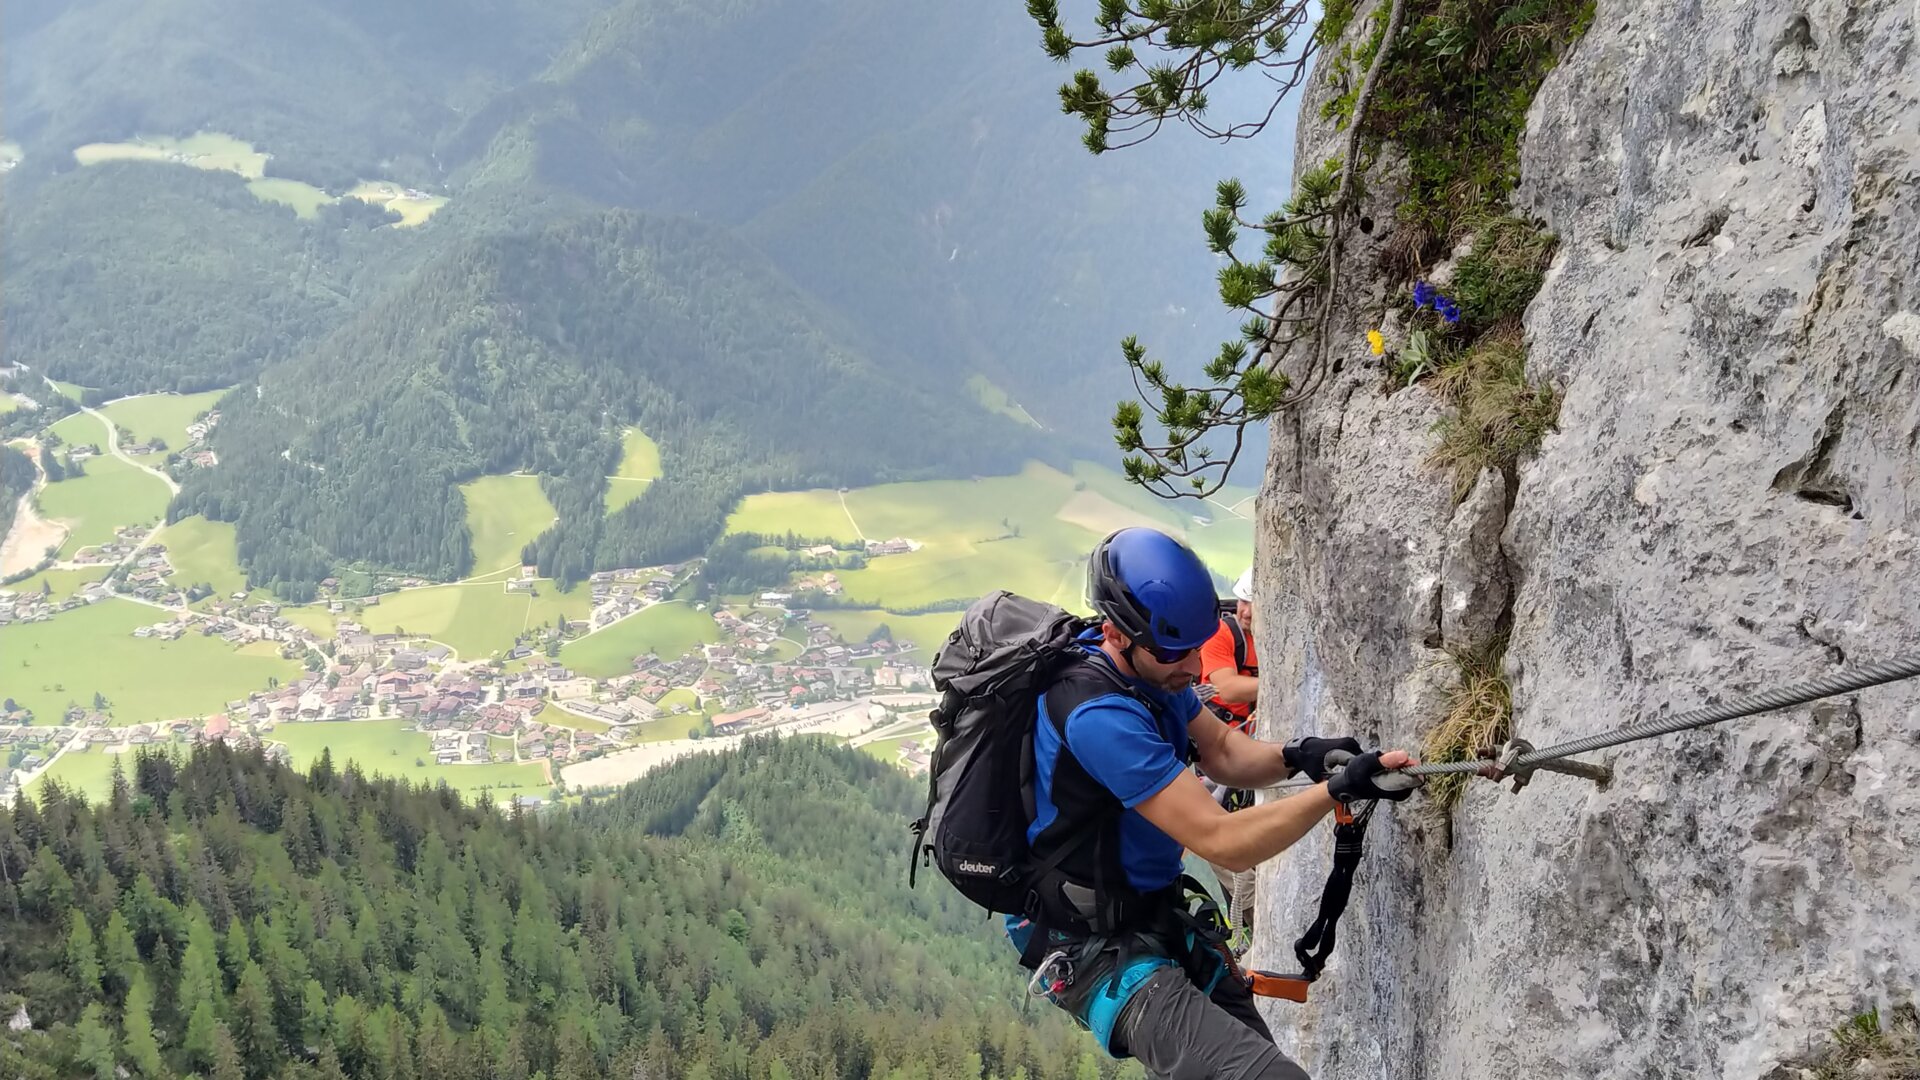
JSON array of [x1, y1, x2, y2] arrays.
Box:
[[1112, 967, 1311, 1080]]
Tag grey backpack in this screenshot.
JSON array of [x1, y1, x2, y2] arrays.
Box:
[[907, 591, 1097, 913]]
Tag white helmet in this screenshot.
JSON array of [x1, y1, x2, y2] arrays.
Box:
[[1232, 568, 1254, 603]]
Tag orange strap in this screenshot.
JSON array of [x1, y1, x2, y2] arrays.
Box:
[[1246, 971, 1311, 1003]]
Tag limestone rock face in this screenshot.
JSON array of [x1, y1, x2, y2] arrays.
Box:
[[1249, 2, 1920, 1077]]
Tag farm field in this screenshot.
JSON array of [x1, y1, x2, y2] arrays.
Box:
[[965, 374, 1042, 428], [70, 134, 448, 226], [161, 516, 250, 597], [248, 177, 334, 217], [604, 428, 662, 514], [462, 474, 555, 575], [73, 132, 267, 176], [349, 578, 592, 659], [816, 463, 1092, 610], [267, 720, 550, 803], [542, 709, 612, 734], [615, 428, 662, 480], [277, 605, 339, 638], [0, 599, 299, 725], [37, 454, 170, 557], [604, 479, 652, 516], [346, 181, 448, 227], [724, 489, 860, 540], [559, 602, 720, 679], [811, 610, 960, 659], [27, 745, 133, 802], [725, 459, 1255, 613], [1064, 461, 1257, 575], [98, 390, 227, 449], [34, 414, 171, 556], [47, 411, 107, 445]]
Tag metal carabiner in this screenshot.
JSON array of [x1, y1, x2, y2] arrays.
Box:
[[1026, 949, 1073, 998]]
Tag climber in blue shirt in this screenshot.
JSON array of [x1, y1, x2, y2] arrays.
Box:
[[1008, 528, 1419, 1079]]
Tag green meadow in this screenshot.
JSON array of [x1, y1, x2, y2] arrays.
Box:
[[349, 578, 592, 659], [73, 132, 268, 177], [47, 411, 106, 444], [0, 599, 299, 725], [247, 177, 335, 218], [35, 415, 171, 556], [559, 602, 720, 678], [267, 720, 550, 802], [966, 374, 1042, 428], [725, 489, 861, 540], [542, 710, 611, 734], [278, 604, 340, 638], [99, 389, 227, 448], [70, 133, 447, 226], [461, 474, 556, 574], [161, 516, 251, 597], [604, 428, 662, 514], [725, 459, 1254, 614], [346, 181, 448, 227], [812, 610, 961, 659], [28, 746, 134, 803], [615, 428, 662, 480], [627, 693, 725, 743]]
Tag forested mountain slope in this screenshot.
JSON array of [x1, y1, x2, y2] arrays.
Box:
[[171, 211, 1037, 596], [2, 165, 406, 396], [0, 736, 1105, 1080], [0, 0, 1264, 593]]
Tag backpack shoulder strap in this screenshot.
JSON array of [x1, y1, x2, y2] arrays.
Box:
[[1224, 615, 1249, 673]]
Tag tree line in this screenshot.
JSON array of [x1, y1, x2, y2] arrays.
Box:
[[0, 737, 1128, 1080]]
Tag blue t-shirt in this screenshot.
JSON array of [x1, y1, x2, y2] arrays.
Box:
[[1026, 637, 1202, 893]]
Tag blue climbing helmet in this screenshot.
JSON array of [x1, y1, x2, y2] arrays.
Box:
[[1085, 528, 1219, 658]]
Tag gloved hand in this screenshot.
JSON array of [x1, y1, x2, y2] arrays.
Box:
[[1282, 735, 1364, 782], [1325, 749, 1421, 803]]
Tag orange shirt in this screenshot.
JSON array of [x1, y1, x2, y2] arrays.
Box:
[[1199, 616, 1257, 723]]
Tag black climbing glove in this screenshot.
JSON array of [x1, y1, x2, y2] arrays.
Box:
[[1325, 749, 1421, 803], [1282, 736, 1364, 782]]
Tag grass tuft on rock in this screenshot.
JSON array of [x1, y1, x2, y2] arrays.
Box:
[[1419, 644, 1511, 813], [1807, 1003, 1920, 1080], [1450, 215, 1557, 324], [1427, 330, 1560, 498]]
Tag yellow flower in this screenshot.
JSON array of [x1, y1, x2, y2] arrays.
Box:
[[1367, 329, 1386, 356]]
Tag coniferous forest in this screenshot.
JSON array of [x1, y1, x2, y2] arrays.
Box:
[[0, 737, 1127, 1080], [2, 0, 1247, 600]]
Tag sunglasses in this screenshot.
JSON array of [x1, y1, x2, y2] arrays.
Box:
[[1136, 641, 1198, 665]]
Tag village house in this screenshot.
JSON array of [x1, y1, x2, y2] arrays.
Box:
[[710, 703, 768, 734]]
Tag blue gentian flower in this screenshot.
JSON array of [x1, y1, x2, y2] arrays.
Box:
[[1440, 301, 1462, 325], [1412, 281, 1434, 309]]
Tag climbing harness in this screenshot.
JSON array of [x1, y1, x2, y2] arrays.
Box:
[[1239, 652, 1920, 1001]]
